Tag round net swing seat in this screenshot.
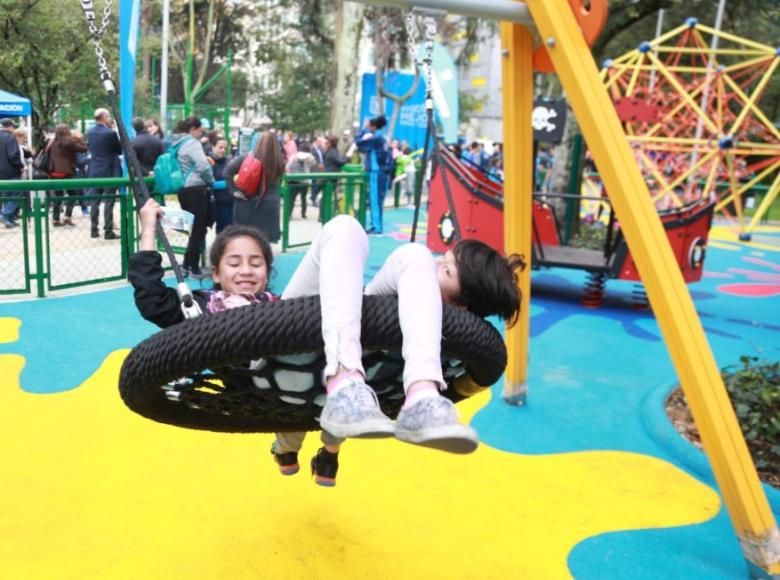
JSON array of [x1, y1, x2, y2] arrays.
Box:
[[119, 295, 507, 433]]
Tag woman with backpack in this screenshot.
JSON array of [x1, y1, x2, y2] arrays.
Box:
[[224, 131, 286, 244], [171, 116, 214, 278]]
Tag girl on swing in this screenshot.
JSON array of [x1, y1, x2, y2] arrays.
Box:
[[129, 202, 523, 487]]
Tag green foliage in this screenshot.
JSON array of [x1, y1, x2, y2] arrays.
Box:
[[259, 55, 332, 135], [459, 92, 488, 125], [0, 0, 114, 145], [569, 222, 607, 250], [252, 1, 336, 134], [723, 356, 780, 474]]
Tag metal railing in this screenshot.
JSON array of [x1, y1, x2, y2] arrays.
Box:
[[280, 166, 368, 250], [0, 169, 367, 297]]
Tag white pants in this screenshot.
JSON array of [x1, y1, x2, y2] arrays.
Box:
[[276, 216, 446, 453]]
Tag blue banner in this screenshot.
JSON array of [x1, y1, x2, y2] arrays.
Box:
[[360, 72, 429, 150], [119, 0, 140, 137]]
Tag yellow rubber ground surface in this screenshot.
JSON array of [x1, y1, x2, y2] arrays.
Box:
[[0, 340, 720, 579]]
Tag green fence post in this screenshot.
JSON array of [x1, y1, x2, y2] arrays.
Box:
[[281, 179, 290, 252], [563, 133, 585, 245], [121, 194, 132, 275], [322, 180, 334, 223], [343, 175, 354, 216], [32, 196, 46, 298], [358, 177, 368, 228]]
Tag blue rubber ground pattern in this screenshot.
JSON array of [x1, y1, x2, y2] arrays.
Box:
[[0, 210, 777, 579]]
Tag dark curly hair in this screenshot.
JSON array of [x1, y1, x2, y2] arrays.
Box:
[[452, 239, 525, 327]]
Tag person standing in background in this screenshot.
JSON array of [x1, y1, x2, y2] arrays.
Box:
[[86, 108, 122, 240], [131, 117, 164, 176], [49, 124, 88, 227], [207, 136, 232, 234], [170, 116, 215, 278], [0, 118, 24, 228], [226, 131, 286, 244]]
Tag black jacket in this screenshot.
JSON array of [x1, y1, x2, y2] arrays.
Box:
[[0, 130, 23, 179], [128, 251, 277, 328], [323, 147, 348, 173], [128, 251, 210, 328], [131, 131, 165, 175]]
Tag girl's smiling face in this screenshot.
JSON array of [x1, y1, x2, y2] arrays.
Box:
[[212, 236, 269, 294]]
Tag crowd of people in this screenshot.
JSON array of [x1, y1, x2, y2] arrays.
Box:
[[0, 111, 370, 254], [0, 110, 427, 270]]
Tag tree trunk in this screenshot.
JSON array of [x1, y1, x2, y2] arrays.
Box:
[[330, 2, 364, 141], [193, 0, 217, 97], [140, 2, 155, 83]]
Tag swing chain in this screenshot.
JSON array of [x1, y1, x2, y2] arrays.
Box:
[[404, 12, 437, 111], [404, 13, 421, 71], [80, 0, 115, 85]]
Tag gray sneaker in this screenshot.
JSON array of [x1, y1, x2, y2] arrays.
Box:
[[319, 379, 395, 439], [394, 396, 479, 454]]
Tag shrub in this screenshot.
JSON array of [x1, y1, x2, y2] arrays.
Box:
[[722, 356, 780, 474], [569, 221, 607, 250]]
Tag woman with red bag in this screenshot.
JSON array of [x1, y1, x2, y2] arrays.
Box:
[[225, 131, 286, 244]]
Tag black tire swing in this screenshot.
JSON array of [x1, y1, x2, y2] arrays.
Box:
[[80, 4, 507, 434], [119, 295, 507, 433]]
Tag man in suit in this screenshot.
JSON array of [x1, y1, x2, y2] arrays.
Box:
[[0, 118, 23, 228], [87, 108, 122, 240], [130, 117, 164, 175]]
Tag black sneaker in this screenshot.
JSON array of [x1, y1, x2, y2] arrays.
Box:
[[311, 447, 339, 487], [91, 230, 100, 238], [104, 231, 119, 240], [271, 443, 299, 476]]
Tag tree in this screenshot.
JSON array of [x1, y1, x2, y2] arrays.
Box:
[[0, 0, 114, 145], [330, 1, 364, 138], [133, 0, 253, 119], [251, 0, 336, 135]]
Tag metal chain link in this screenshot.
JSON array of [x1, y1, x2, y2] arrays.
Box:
[[404, 13, 420, 71], [405, 12, 437, 108], [80, 0, 115, 83], [421, 16, 436, 104]]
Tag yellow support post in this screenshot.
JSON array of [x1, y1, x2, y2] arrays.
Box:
[[500, 22, 533, 404], [524, 0, 779, 576]]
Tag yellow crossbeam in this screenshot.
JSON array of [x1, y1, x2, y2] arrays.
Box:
[[728, 57, 780, 137], [696, 23, 775, 52]]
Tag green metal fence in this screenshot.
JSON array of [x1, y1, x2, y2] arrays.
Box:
[[0, 169, 367, 298], [280, 167, 368, 251]]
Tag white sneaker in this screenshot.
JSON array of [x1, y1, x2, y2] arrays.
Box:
[[395, 396, 479, 454], [319, 379, 395, 439]]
